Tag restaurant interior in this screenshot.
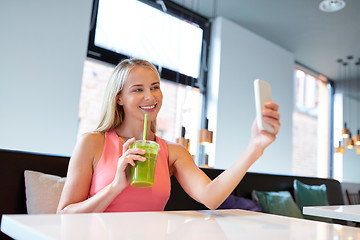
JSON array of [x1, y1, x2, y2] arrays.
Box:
[[0, 0, 360, 239]]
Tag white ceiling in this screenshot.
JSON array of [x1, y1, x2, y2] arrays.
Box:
[[171, 0, 360, 83]]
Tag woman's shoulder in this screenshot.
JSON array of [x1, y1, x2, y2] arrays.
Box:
[[164, 140, 183, 150], [165, 140, 191, 158], [76, 131, 105, 149], [165, 140, 195, 175], [72, 132, 105, 167], [80, 131, 104, 140]]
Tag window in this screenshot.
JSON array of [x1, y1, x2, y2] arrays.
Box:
[[294, 70, 319, 117], [292, 67, 330, 178]]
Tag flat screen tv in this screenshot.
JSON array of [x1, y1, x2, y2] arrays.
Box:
[[88, 0, 209, 81]]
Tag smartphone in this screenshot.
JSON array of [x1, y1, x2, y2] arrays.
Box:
[[254, 79, 274, 133]]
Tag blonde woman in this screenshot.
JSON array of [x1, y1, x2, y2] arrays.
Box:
[[57, 58, 280, 213]]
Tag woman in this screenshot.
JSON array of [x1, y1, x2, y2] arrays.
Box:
[[57, 58, 280, 213]]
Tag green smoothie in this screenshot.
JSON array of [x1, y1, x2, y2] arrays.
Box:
[[130, 140, 160, 188]]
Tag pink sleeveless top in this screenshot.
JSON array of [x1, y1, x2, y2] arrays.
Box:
[[89, 129, 171, 212]]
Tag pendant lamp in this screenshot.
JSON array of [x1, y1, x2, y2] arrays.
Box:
[[176, 126, 190, 151], [354, 62, 360, 145], [341, 61, 350, 139], [345, 132, 354, 149], [354, 129, 360, 145], [199, 119, 213, 145], [336, 57, 360, 155], [335, 141, 345, 154], [342, 122, 350, 138]]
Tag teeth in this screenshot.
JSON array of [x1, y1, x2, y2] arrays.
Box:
[[140, 104, 156, 110]]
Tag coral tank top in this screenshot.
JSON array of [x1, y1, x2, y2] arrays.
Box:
[[89, 129, 171, 212]]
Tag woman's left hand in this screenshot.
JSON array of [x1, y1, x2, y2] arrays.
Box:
[[250, 101, 280, 151]]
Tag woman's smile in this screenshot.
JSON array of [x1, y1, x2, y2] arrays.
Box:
[[140, 104, 157, 110]]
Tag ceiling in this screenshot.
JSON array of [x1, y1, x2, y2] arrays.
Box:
[[172, 0, 360, 84]]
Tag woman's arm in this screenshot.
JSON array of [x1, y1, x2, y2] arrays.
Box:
[[57, 134, 145, 213], [170, 143, 260, 209], [170, 102, 280, 209]]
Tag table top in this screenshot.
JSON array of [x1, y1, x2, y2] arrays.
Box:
[[2, 209, 360, 240], [303, 205, 360, 223]]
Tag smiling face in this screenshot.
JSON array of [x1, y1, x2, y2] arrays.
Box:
[[117, 66, 163, 123]]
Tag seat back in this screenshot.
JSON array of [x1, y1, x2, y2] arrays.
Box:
[[0, 149, 70, 240], [345, 189, 360, 205]]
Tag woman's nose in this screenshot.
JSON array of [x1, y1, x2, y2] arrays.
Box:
[[144, 89, 154, 100]]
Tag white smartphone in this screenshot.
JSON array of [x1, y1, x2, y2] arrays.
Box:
[[254, 79, 274, 133]]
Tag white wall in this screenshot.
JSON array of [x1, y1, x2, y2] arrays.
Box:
[[0, 0, 93, 156], [207, 17, 294, 174]]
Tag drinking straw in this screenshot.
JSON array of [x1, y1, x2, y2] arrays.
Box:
[[143, 114, 147, 141]]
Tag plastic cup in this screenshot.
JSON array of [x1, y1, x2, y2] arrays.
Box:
[[130, 140, 160, 188]]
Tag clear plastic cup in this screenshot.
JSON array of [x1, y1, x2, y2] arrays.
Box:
[[129, 140, 160, 188]]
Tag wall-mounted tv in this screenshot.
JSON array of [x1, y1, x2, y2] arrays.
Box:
[[88, 0, 209, 82]]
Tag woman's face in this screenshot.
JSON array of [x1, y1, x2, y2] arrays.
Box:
[[117, 66, 163, 122]]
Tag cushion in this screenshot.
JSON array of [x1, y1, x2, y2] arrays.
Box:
[[24, 170, 66, 214], [293, 179, 332, 222], [252, 190, 303, 219], [217, 195, 262, 212]]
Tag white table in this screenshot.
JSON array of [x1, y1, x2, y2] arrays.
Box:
[[2, 209, 360, 240], [303, 205, 360, 223]]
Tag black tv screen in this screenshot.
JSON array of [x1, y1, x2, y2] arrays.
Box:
[[88, 0, 207, 79]]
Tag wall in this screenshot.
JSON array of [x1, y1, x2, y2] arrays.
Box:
[[207, 17, 294, 174], [0, 0, 93, 156]]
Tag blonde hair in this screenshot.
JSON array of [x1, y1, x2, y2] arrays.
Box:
[[95, 58, 160, 133]]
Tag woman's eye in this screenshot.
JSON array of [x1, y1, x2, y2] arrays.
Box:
[[151, 86, 160, 90], [134, 89, 143, 92]]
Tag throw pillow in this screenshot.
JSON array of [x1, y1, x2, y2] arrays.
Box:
[[252, 190, 303, 219], [24, 170, 66, 214], [217, 195, 262, 212], [293, 179, 332, 222]]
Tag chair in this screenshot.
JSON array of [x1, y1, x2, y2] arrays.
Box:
[[345, 189, 360, 205], [345, 190, 360, 227]]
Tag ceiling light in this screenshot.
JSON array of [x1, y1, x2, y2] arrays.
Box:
[[199, 119, 213, 145], [354, 129, 360, 145], [176, 126, 190, 150], [342, 122, 349, 138], [319, 0, 346, 12], [335, 141, 344, 154], [345, 132, 354, 149]]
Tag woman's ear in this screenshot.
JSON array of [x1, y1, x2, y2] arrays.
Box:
[[116, 95, 123, 106]]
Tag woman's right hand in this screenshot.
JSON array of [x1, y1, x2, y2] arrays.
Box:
[[111, 137, 146, 191]]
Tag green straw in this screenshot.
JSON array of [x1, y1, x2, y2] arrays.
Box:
[[143, 114, 147, 141]]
